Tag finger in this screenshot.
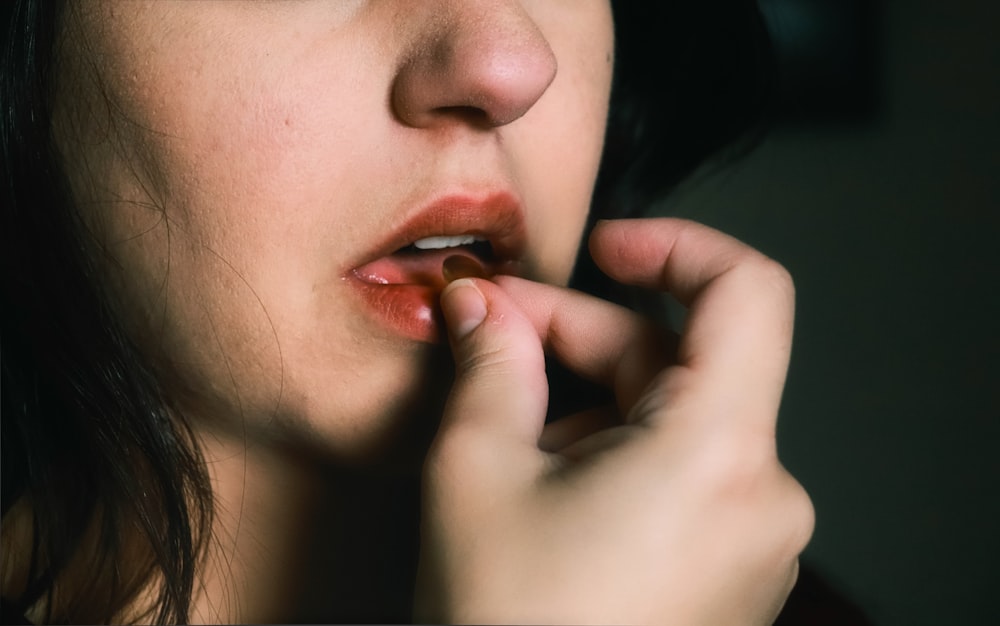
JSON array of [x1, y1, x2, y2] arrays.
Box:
[[437, 278, 549, 449], [493, 275, 676, 417], [589, 219, 795, 426]]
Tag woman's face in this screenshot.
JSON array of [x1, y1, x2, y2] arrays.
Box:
[[54, 1, 614, 459]]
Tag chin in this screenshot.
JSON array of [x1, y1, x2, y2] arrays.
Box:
[[257, 341, 455, 472]]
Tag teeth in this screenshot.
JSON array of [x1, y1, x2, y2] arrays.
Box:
[[412, 235, 485, 250]]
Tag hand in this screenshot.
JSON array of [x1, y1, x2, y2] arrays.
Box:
[[415, 218, 814, 625]]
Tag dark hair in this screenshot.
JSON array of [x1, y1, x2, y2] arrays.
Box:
[[579, 1, 775, 301], [1, 0, 773, 622], [2, 1, 211, 622]]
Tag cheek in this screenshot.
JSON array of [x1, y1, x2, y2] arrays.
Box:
[[52, 24, 317, 427], [53, 0, 616, 452], [57, 12, 433, 451], [518, 8, 614, 283]]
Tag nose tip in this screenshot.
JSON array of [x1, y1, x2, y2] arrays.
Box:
[[391, 5, 558, 129]]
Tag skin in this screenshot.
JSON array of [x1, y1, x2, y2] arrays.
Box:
[[55, 0, 611, 456], [424, 220, 813, 624], [49, 0, 812, 623]]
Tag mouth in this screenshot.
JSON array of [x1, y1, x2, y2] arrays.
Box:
[[345, 191, 526, 342]]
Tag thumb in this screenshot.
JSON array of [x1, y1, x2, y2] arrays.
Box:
[[437, 278, 548, 449]]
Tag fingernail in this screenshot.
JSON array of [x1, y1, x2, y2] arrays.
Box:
[[442, 254, 487, 282], [441, 279, 487, 340]]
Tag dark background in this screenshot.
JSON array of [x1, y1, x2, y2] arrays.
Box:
[[653, 0, 999, 623]]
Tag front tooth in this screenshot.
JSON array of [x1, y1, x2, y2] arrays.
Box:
[[413, 235, 481, 250]]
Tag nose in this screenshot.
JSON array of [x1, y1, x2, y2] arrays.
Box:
[[391, 2, 558, 129]]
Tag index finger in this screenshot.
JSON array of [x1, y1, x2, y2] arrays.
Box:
[[589, 218, 796, 425], [493, 275, 673, 418]]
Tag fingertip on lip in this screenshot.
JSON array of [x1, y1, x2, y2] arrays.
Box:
[[440, 278, 488, 339]]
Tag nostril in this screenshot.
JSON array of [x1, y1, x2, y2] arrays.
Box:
[[433, 105, 493, 128]]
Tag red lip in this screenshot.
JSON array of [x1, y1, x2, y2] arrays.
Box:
[[345, 191, 527, 342]]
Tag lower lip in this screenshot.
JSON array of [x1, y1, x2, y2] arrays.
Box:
[[347, 254, 517, 342], [348, 278, 444, 343]]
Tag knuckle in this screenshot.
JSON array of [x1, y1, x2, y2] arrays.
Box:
[[781, 475, 816, 554], [730, 254, 794, 299], [751, 255, 796, 303], [688, 431, 778, 496], [727, 255, 796, 340], [676, 430, 813, 565]]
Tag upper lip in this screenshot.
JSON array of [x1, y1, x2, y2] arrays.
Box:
[[346, 189, 528, 273]]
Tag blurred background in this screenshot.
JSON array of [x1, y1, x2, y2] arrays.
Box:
[[653, 0, 999, 623]]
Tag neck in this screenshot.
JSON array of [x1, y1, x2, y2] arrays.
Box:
[[191, 431, 422, 623]]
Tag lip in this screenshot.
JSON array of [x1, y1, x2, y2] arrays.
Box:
[[344, 190, 527, 342]]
